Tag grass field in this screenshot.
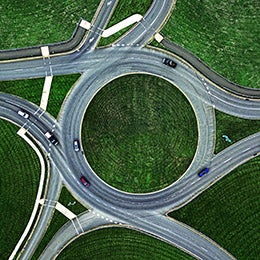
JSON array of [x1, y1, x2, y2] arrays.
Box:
[[169, 156, 260, 259], [98, 0, 152, 46], [161, 0, 259, 88], [56, 227, 194, 259], [0, 74, 80, 118], [215, 110, 260, 153], [0, 0, 100, 49], [82, 74, 198, 193], [32, 187, 87, 259], [0, 119, 40, 259]]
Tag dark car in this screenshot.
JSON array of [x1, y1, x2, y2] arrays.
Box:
[[49, 135, 59, 146], [162, 58, 177, 68], [73, 139, 80, 152], [45, 132, 59, 146], [198, 168, 209, 177], [80, 176, 90, 187]]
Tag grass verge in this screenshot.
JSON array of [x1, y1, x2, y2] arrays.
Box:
[[32, 187, 87, 259], [82, 74, 198, 193], [0, 0, 100, 49], [160, 0, 259, 88], [169, 156, 260, 259], [56, 227, 194, 259], [215, 110, 260, 153], [0, 74, 81, 118], [0, 119, 40, 259]]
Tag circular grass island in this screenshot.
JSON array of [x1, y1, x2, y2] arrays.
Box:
[[81, 74, 198, 193]]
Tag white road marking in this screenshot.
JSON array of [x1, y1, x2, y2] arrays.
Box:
[[71, 220, 79, 235], [75, 218, 84, 233]]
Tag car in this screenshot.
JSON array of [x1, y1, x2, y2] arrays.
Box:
[[45, 131, 59, 146], [17, 110, 30, 119], [162, 58, 177, 68], [198, 168, 209, 177], [80, 176, 90, 187], [73, 139, 80, 152]]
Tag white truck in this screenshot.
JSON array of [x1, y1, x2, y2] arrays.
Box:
[[45, 132, 59, 146]]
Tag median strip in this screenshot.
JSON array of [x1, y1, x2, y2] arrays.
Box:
[[40, 76, 53, 111], [79, 19, 91, 30], [39, 200, 77, 220], [154, 33, 164, 43], [17, 127, 27, 136], [55, 202, 77, 220], [102, 14, 143, 38], [41, 46, 50, 58]]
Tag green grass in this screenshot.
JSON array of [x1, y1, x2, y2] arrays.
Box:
[[59, 187, 87, 215], [0, 0, 100, 49], [215, 110, 260, 153], [98, 0, 153, 46], [161, 0, 259, 88], [56, 227, 194, 259], [47, 74, 81, 117], [82, 74, 198, 193], [169, 156, 260, 259], [0, 74, 81, 118], [0, 119, 40, 259], [0, 78, 44, 105], [32, 187, 87, 259]]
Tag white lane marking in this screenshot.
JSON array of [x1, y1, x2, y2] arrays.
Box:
[[91, 211, 118, 224], [71, 220, 79, 235], [33, 108, 40, 115], [75, 218, 84, 233], [49, 65, 53, 76]]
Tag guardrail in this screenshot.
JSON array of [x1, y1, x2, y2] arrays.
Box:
[[0, 19, 87, 61], [161, 37, 260, 99]]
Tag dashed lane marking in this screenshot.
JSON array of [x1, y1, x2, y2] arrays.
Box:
[[90, 210, 121, 225]]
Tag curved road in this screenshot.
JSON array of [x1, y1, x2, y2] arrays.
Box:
[[0, 0, 259, 259]]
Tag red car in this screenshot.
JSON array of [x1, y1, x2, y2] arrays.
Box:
[[80, 176, 90, 187]]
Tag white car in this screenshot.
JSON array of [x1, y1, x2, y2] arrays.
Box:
[[73, 139, 80, 152], [18, 110, 30, 119]]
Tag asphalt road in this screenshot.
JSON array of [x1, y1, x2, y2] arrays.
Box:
[[1, 0, 259, 259]]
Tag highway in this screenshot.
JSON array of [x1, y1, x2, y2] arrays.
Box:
[[0, 0, 259, 259]]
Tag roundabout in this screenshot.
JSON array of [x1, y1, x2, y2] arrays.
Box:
[[60, 49, 215, 211], [0, 0, 259, 259], [81, 74, 198, 193]]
